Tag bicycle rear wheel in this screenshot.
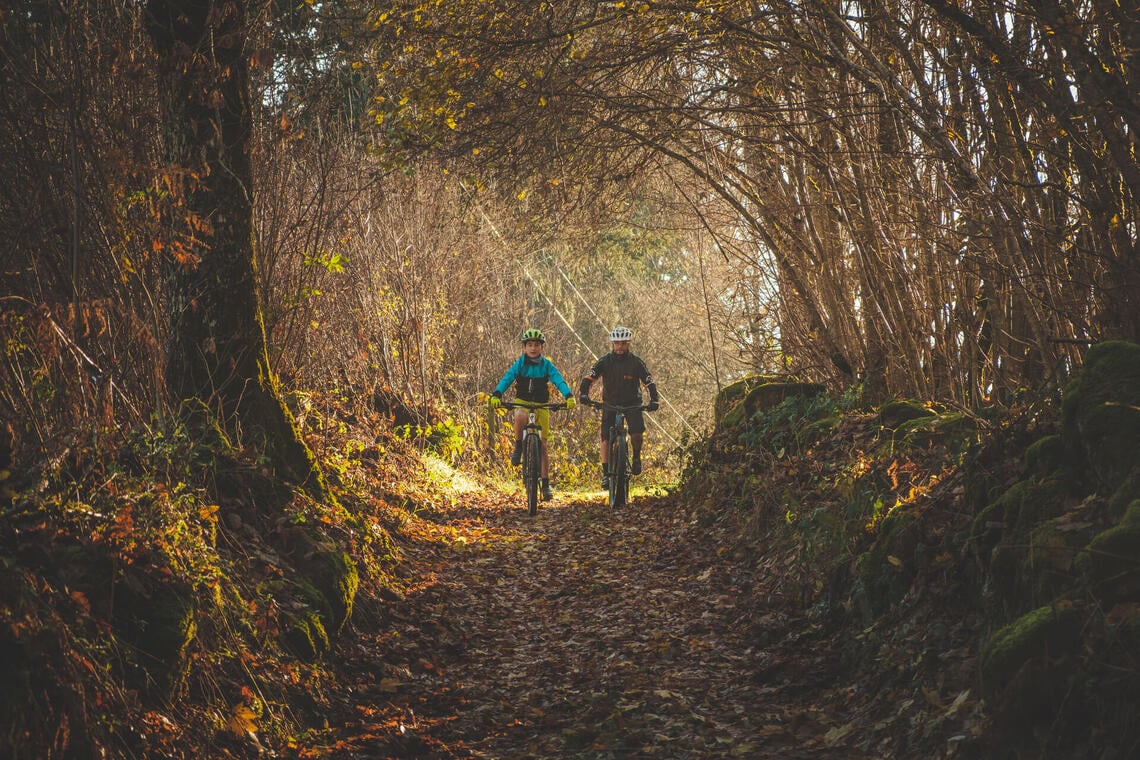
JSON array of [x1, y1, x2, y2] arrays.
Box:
[[610, 435, 629, 508], [524, 432, 542, 515]]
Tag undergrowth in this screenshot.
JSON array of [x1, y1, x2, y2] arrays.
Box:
[[0, 392, 433, 759]]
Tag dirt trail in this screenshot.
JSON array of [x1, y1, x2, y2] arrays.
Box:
[[312, 492, 868, 759]]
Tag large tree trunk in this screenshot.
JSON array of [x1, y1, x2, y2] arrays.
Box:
[[146, 0, 329, 500]]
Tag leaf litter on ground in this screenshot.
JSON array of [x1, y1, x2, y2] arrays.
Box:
[[295, 489, 893, 759]]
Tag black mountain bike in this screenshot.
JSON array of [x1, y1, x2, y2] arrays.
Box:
[[585, 400, 650, 509], [499, 401, 567, 515]]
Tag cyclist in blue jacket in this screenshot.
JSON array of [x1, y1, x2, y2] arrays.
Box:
[[490, 328, 576, 500], [578, 326, 659, 488]]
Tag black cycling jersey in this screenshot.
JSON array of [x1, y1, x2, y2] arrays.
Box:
[[578, 351, 658, 406]]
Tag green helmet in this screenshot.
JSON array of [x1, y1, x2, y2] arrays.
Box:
[[520, 328, 546, 343]]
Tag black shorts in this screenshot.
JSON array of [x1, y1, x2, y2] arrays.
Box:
[[600, 408, 646, 439]]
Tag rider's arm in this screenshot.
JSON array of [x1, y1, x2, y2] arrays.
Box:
[[578, 355, 605, 400], [638, 358, 660, 408], [645, 378, 660, 404], [492, 355, 525, 398], [545, 359, 574, 399]]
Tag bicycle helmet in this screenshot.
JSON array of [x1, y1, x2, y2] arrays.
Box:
[[609, 326, 633, 342], [520, 328, 546, 343]]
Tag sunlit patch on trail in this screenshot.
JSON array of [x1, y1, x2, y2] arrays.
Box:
[[422, 455, 483, 493]]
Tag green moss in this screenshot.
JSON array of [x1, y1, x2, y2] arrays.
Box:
[[719, 401, 750, 430], [805, 415, 841, 442], [113, 573, 197, 692], [309, 548, 359, 635], [1122, 500, 1140, 526], [1061, 340, 1140, 492], [895, 412, 979, 457], [971, 479, 1067, 550], [852, 508, 919, 620], [719, 381, 827, 433], [1107, 471, 1140, 519], [1080, 521, 1140, 604], [1027, 516, 1094, 603], [714, 375, 779, 423], [878, 400, 934, 429], [971, 481, 1030, 547], [982, 603, 1081, 694], [971, 478, 1073, 614], [284, 612, 330, 662], [1024, 435, 1066, 480], [277, 524, 360, 637]]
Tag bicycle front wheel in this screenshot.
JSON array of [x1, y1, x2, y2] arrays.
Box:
[[610, 435, 629, 508], [524, 433, 542, 515]]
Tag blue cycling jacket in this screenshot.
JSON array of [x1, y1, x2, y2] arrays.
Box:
[[493, 355, 574, 403]]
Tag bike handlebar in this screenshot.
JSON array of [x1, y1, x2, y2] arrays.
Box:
[[581, 399, 654, 413], [498, 400, 570, 411]]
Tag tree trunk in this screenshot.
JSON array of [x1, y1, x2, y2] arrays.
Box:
[[146, 0, 329, 500]]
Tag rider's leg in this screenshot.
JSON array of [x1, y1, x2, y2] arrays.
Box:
[[631, 433, 644, 475], [599, 431, 610, 488], [510, 410, 526, 465], [536, 411, 554, 498], [539, 440, 554, 500]]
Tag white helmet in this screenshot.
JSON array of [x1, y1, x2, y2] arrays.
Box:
[[609, 326, 633, 341]]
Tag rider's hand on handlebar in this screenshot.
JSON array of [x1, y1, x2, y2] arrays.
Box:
[[565, 397, 576, 411], [578, 394, 590, 405], [645, 401, 659, 412], [489, 394, 501, 409]]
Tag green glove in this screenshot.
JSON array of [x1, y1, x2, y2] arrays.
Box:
[[490, 395, 501, 408], [565, 397, 576, 411]]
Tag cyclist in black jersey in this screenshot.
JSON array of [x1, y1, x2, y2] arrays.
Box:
[[578, 326, 660, 488]]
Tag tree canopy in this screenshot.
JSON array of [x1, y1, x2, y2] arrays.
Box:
[[361, 0, 1140, 403]]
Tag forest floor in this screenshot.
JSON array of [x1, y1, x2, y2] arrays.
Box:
[[289, 484, 975, 759]]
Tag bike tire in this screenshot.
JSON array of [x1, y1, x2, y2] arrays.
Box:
[[610, 435, 629, 508], [524, 433, 542, 516]]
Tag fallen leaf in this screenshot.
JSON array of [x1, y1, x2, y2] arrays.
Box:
[[226, 704, 257, 737]]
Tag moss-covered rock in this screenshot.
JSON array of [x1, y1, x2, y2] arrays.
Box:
[[1079, 519, 1140, 604], [308, 547, 360, 635], [1061, 340, 1140, 493], [971, 478, 1075, 614], [1122, 499, 1140, 526], [719, 381, 827, 430], [283, 611, 330, 662], [894, 412, 979, 457], [1024, 435, 1066, 481], [714, 375, 780, 423], [1107, 470, 1140, 519], [982, 602, 1082, 695], [805, 415, 842, 442], [113, 570, 197, 693], [877, 400, 934, 429], [1027, 515, 1095, 603], [851, 507, 919, 620], [275, 525, 360, 637], [970, 480, 1026, 549], [971, 479, 1068, 553]]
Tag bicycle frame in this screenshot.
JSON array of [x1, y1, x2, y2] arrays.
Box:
[[584, 400, 649, 508], [500, 401, 566, 515]]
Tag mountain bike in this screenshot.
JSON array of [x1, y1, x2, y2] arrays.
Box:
[[497, 401, 567, 515], [584, 400, 650, 509]]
